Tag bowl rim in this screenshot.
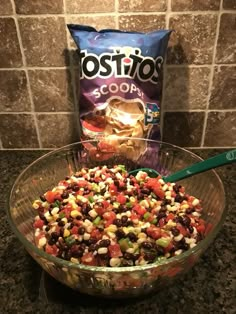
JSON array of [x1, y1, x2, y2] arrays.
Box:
[[7, 138, 227, 273]]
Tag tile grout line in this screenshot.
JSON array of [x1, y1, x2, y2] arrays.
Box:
[[1, 109, 236, 115], [160, 0, 171, 139], [10, 0, 42, 148], [200, 0, 223, 147], [1, 10, 235, 18], [115, 0, 119, 29], [63, 0, 79, 133], [1, 64, 235, 71]]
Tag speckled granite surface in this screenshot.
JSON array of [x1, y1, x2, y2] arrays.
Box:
[[0, 150, 235, 314]]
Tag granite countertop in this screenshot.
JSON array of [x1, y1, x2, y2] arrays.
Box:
[[0, 150, 235, 314]]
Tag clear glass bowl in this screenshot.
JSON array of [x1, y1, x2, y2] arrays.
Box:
[[7, 138, 226, 298]]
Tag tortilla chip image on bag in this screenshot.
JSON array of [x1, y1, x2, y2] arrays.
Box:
[[68, 25, 171, 159]]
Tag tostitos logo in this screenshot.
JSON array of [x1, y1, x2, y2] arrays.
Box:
[[79, 47, 164, 84]]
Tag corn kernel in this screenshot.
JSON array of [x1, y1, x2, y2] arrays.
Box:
[[98, 247, 108, 254], [105, 224, 117, 233], [63, 229, 70, 237], [70, 209, 80, 218], [110, 258, 121, 267], [192, 198, 200, 206]]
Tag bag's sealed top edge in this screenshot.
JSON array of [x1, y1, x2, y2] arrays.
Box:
[[67, 24, 171, 36]]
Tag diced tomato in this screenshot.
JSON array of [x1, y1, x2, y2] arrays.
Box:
[[196, 224, 205, 234], [81, 252, 97, 266], [63, 203, 73, 218], [90, 228, 103, 240], [45, 191, 57, 203], [152, 187, 165, 199], [145, 178, 161, 189], [117, 194, 126, 205], [146, 226, 162, 239], [45, 244, 58, 256], [158, 218, 166, 228], [70, 226, 79, 235], [164, 242, 174, 253], [177, 225, 188, 237], [109, 184, 118, 195], [58, 180, 69, 188], [166, 213, 175, 222], [102, 200, 110, 209], [133, 204, 146, 216], [103, 211, 116, 227], [77, 180, 87, 188], [130, 212, 140, 221], [33, 219, 44, 229], [95, 205, 107, 216], [108, 244, 123, 258]]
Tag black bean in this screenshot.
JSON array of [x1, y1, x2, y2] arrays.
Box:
[[113, 219, 122, 227], [88, 244, 97, 252], [69, 223, 74, 229], [58, 221, 65, 227], [141, 188, 150, 194], [162, 199, 172, 205], [100, 253, 110, 260], [68, 217, 74, 222], [159, 206, 167, 212], [188, 225, 194, 233], [99, 239, 111, 247], [72, 185, 80, 192], [171, 227, 180, 236], [182, 215, 191, 226], [76, 215, 82, 220], [56, 218, 61, 222], [158, 212, 166, 220], [51, 232, 59, 240], [186, 208, 193, 214], [122, 259, 134, 266], [141, 241, 154, 249], [118, 205, 126, 213], [86, 238, 97, 245], [173, 185, 180, 193], [48, 238, 56, 246], [82, 207, 89, 215], [121, 215, 128, 224], [156, 245, 165, 255], [137, 193, 144, 200], [61, 191, 69, 199], [123, 252, 135, 260], [64, 251, 72, 260], [175, 194, 184, 203], [40, 195, 46, 202], [115, 229, 126, 239], [45, 226, 50, 232], [78, 226, 85, 235], [127, 220, 134, 227], [65, 176, 70, 180], [175, 216, 184, 224], [127, 232, 138, 242], [114, 180, 119, 187], [144, 252, 156, 262]]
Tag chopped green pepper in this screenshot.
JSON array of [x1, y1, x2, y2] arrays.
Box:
[[126, 202, 133, 208], [59, 212, 65, 218], [119, 238, 133, 252], [65, 235, 76, 246], [156, 237, 171, 248], [143, 212, 151, 220], [93, 216, 101, 225], [151, 218, 158, 225], [53, 200, 61, 208], [88, 195, 94, 203]]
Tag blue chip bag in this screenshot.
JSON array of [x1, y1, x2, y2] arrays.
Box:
[[68, 25, 171, 144]]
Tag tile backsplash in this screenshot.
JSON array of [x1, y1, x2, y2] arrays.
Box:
[[0, 0, 235, 149]]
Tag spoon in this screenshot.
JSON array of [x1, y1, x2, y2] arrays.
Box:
[[128, 149, 236, 182]]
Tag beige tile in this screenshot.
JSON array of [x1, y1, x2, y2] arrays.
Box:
[[163, 67, 210, 110], [0, 114, 39, 148], [163, 112, 204, 146], [37, 114, 79, 148], [15, 0, 64, 14], [19, 17, 68, 67], [209, 66, 236, 110], [119, 14, 166, 32], [0, 0, 13, 15], [119, 0, 166, 12], [215, 14, 236, 64], [171, 0, 220, 11], [204, 112, 236, 147], [66, 0, 115, 13], [0, 70, 31, 111], [0, 18, 22, 68], [29, 69, 74, 112], [168, 14, 218, 64]]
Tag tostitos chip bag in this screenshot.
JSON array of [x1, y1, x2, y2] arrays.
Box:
[[68, 25, 171, 157]]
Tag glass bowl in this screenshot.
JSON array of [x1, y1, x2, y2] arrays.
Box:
[[7, 138, 226, 298]]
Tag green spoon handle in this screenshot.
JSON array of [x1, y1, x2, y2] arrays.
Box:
[[164, 149, 236, 183]]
